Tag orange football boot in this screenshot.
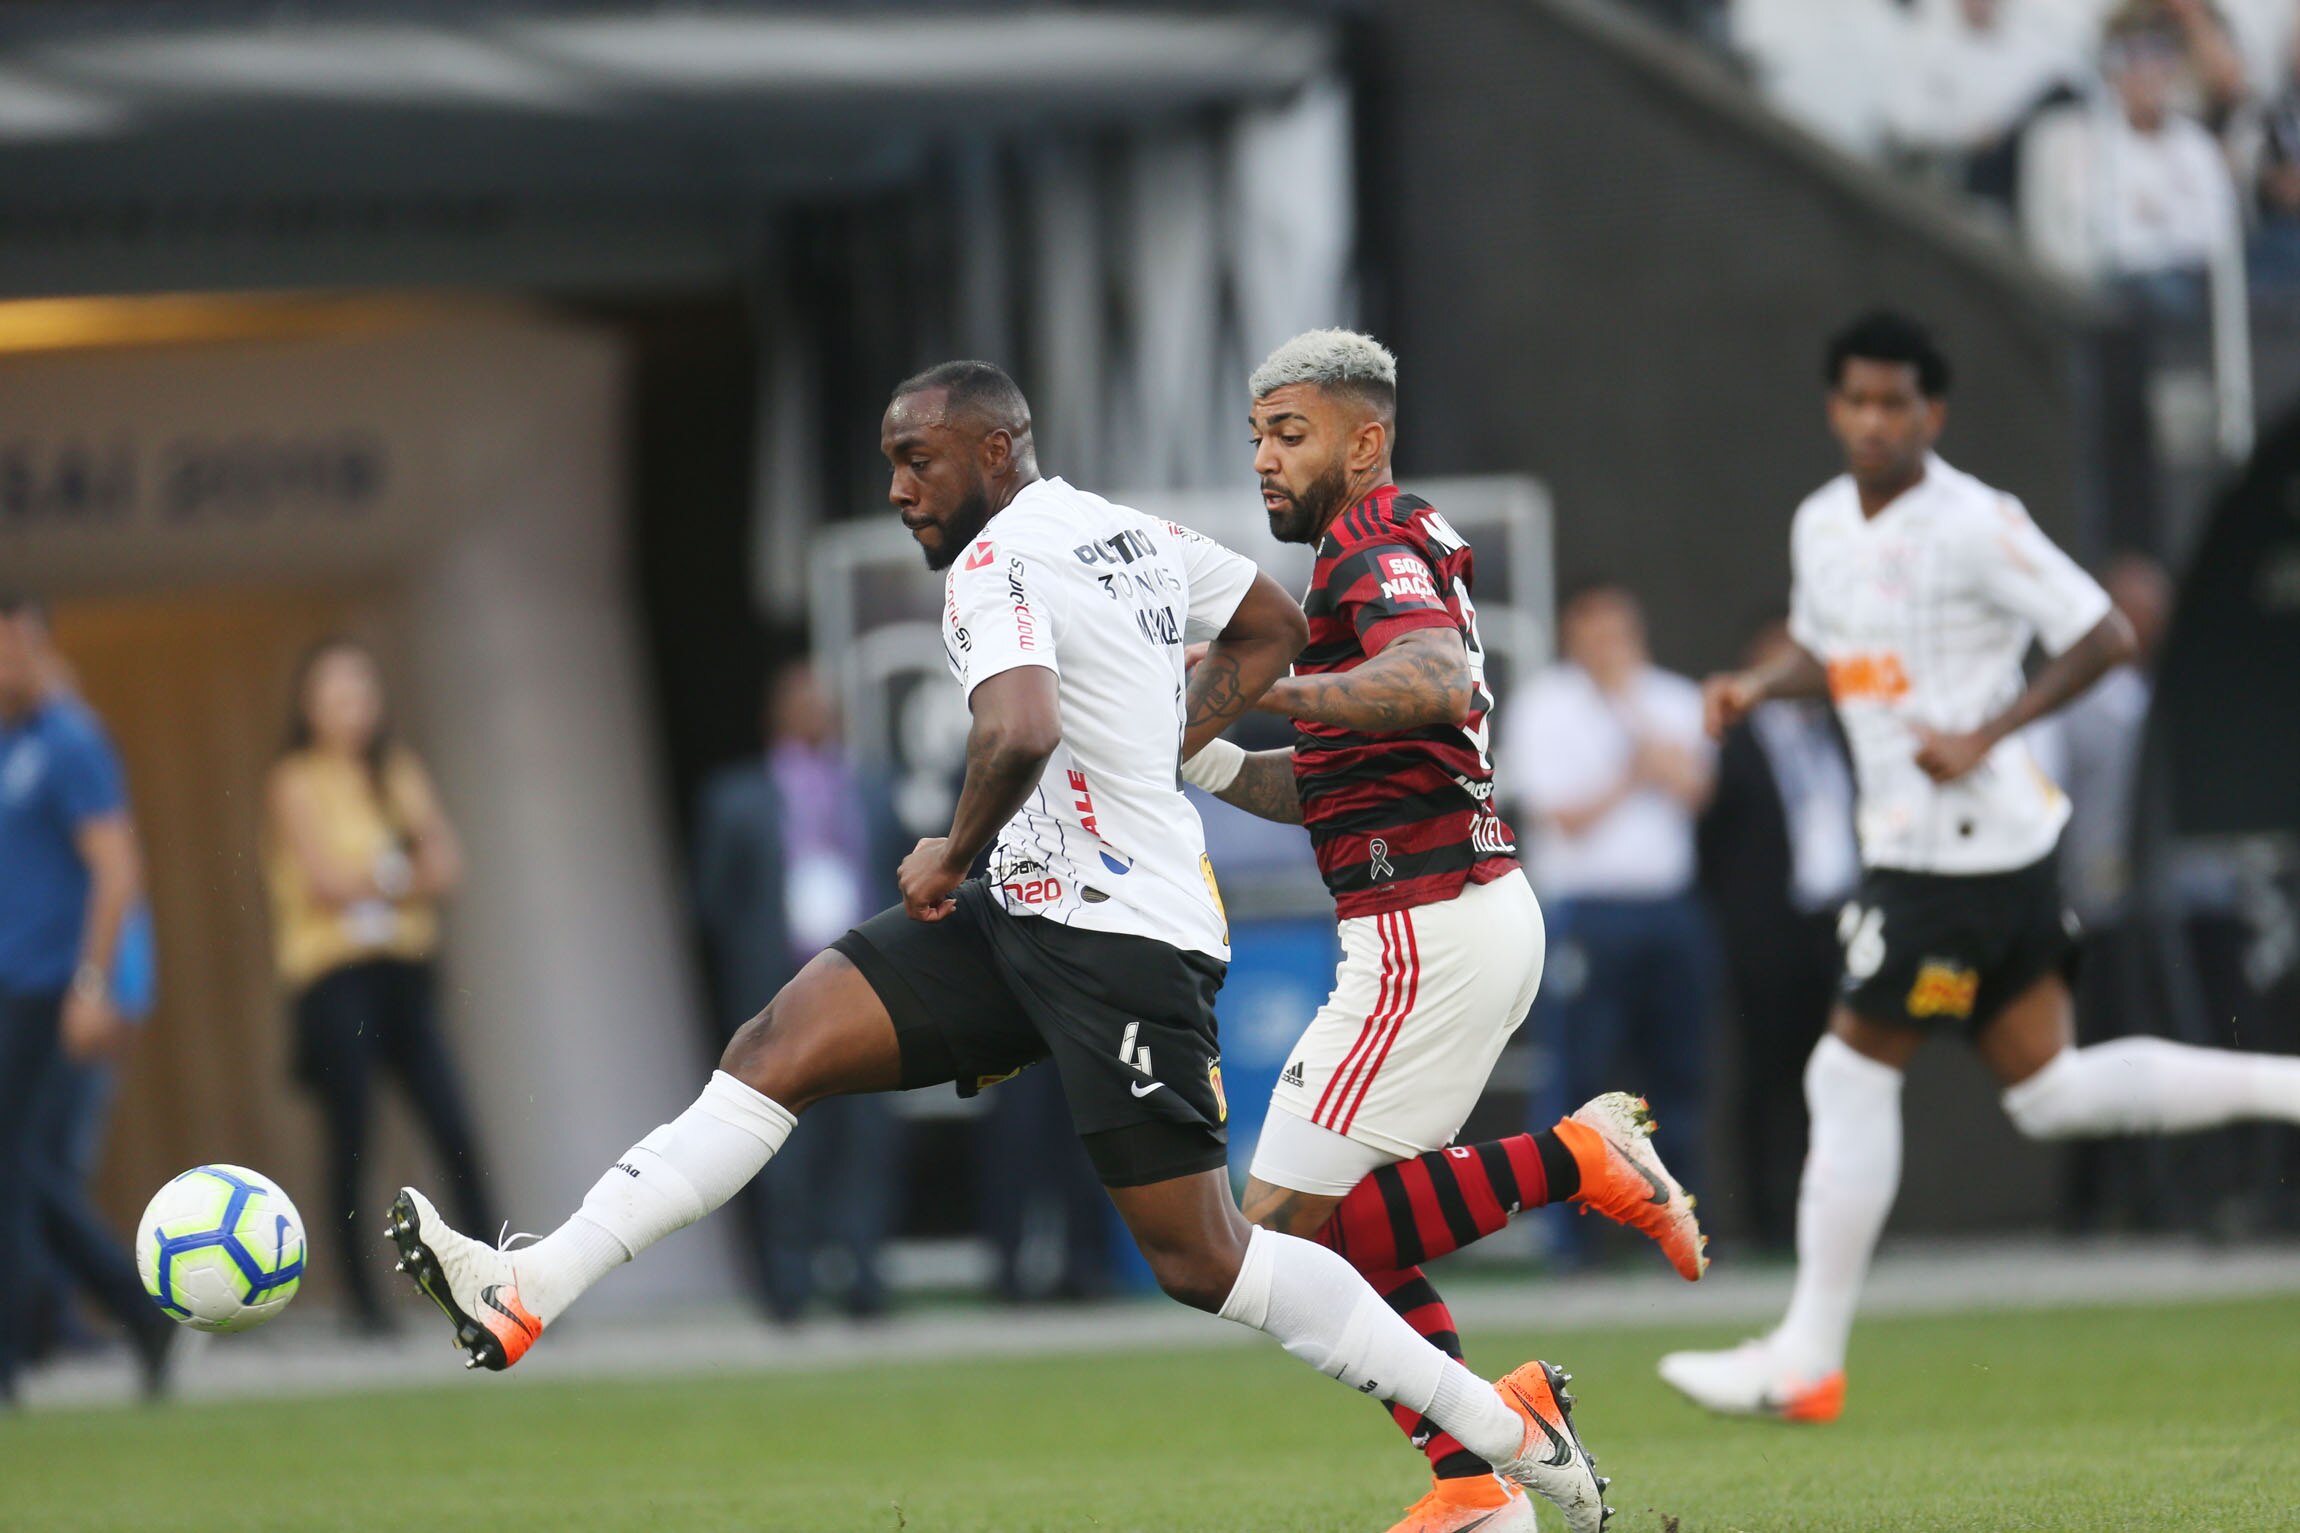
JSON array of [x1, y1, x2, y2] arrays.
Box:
[[1554, 1092, 1709, 1280], [1490, 1360, 1611, 1533], [1384, 1473, 1536, 1532]]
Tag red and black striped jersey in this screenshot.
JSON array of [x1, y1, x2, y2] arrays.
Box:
[[1292, 484, 1520, 918]]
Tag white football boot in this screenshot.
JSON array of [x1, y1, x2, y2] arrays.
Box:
[[1656, 1337, 1845, 1422], [1489, 1360, 1612, 1532], [384, 1187, 543, 1372]]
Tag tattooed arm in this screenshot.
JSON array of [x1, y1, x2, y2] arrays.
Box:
[[1209, 749, 1304, 825], [1254, 626, 1471, 733], [897, 665, 1060, 921], [1181, 570, 1308, 761]]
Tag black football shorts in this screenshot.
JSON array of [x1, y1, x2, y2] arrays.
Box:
[[1835, 852, 2079, 1035], [831, 880, 1230, 1187]]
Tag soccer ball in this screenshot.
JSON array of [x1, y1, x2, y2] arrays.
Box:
[[136, 1164, 306, 1333]]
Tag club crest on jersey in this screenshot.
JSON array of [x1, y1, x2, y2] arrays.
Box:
[[1907, 959, 1979, 1020], [1376, 552, 1442, 606], [964, 540, 996, 570]]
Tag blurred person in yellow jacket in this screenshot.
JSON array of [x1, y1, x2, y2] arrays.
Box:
[[265, 639, 492, 1335]]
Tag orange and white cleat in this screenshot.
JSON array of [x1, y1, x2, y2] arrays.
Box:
[[1656, 1338, 1845, 1423], [1383, 1473, 1537, 1533], [384, 1187, 542, 1372], [1556, 1092, 1709, 1281], [1490, 1361, 1611, 1533]]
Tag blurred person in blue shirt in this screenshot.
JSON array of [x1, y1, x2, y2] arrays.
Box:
[[0, 593, 175, 1403], [693, 657, 908, 1321], [13, 601, 159, 1361]]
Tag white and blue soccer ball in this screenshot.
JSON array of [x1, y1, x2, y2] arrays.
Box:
[[136, 1164, 306, 1333]]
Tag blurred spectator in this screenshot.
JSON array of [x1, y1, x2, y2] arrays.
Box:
[[2247, 84, 2300, 282], [2111, 0, 2253, 126], [11, 606, 158, 1364], [2244, 23, 2300, 284], [0, 594, 175, 1402], [693, 657, 906, 1321], [1696, 616, 1860, 1251], [2022, 12, 2244, 302], [1508, 583, 1717, 1262], [264, 639, 492, 1335], [1886, 0, 2084, 212]]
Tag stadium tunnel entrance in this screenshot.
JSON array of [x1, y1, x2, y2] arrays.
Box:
[[0, 295, 724, 1310]]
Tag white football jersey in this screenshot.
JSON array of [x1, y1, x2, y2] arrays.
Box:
[[1788, 454, 2111, 876], [941, 476, 1257, 959]]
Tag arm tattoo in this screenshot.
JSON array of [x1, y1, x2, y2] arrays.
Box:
[[1185, 646, 1248, 736], [1213, 749, 1304, 825], [1272, 629, 1471, 733], [944, 718, 1052, 870]]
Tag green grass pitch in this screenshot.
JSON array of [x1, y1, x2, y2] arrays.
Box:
[[3, 1295, 2295, 1531]]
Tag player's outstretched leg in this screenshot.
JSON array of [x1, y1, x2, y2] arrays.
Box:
[[1312, 1097, 1708, 1284], [1115, 1168, 1613, 1533], [1659, 1028, 1903, 1422], [385, 950, 901, 1371]]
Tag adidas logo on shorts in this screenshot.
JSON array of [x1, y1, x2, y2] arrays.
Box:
[[1281, 1061, 1306, 1089]]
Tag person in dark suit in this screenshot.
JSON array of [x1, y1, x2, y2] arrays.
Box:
[[693, 658, 908, 1321], [1696, 617, 1860, 1250]]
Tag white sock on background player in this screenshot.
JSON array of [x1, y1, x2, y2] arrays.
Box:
[[2002, 1037, 2300, 1138], [1216, 1226, 1525, 1465], [514, 1071, 796, 1323], [1771, 1035, 1904, 1379]]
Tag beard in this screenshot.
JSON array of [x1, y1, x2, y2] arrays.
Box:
[[1263, 458, 1352, 545], [920, 480, 997, 571]]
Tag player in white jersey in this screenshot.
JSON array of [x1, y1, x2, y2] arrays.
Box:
[[380, 361, 1612, 1531], [1660, 311, 2300, 1423]]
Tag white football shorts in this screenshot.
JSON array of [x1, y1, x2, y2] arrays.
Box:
[[1250, 868, 1544, 1191]]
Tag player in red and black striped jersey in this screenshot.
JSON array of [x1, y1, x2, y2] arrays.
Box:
[[1181, 330, 1703, 1533], [1290, 483, 1518, 916]]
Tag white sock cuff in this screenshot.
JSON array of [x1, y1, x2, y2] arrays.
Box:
[[699, 1070, 798, 1152], [1216, 1225, 1276, 1329], [1807, 1032, 1906, 1100]]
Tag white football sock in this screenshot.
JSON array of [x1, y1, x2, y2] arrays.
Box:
[[2002, 1038, 2300, 1139], [1772, 1035, 1904, 1379], [515, 1071, 796, 1323], [1215, 1226, 1525, 1466]]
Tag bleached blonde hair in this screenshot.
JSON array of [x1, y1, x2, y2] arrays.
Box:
[[1248, 329, 1398, 413]]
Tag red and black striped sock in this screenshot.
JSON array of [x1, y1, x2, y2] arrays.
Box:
[[1317, 1131, 1580, 1272], [1367, 1266, 1489, 1480]]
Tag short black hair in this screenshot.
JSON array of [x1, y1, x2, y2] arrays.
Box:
[[889, 359, 1032, 437], [1824, 310, 1951, 398], [0, 591, 45, 622]]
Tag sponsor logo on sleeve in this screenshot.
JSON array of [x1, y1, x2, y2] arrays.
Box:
[[1376, 551, 1442, 606], [964, 540, 997, 571]]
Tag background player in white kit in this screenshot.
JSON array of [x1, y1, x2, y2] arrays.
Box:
[[1662, 312, 2300, 1422], [384, 361, 1615, 1532]]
